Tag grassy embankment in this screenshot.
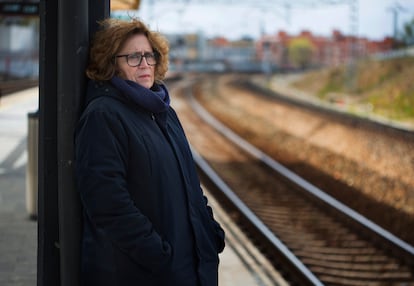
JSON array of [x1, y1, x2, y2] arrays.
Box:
[[292, 56, 414, 127]]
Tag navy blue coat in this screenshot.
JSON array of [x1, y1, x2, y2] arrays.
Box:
[[75, 80, 225, 286]]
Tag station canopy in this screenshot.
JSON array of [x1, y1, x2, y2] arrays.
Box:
[[111, 0, 140, 10]]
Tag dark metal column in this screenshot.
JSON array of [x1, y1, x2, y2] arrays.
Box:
[[89, 0, 111, 38], [57, 1, 109, 285], [56, 1, 88, 285], [38, 0, 60, 285], [38, 1, 109, 285]]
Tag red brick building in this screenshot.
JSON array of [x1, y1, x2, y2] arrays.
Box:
[[257, 30, 394, 69]]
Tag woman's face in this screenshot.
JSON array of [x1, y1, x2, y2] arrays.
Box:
[[115, 34, 156, 89]]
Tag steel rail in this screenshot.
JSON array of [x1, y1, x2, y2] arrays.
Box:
[[186, 84, 414, 267], [191, 147, 324, 286]]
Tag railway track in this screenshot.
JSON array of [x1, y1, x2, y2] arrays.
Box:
[[192, 73, 414, 247], [170, 77, 414, 285], [5, 76, 414, 285]]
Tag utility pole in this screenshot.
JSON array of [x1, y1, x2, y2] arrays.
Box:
[[346, 0, 358, 92], [388, 2, 406, 44], [284, 2, 291, 25]]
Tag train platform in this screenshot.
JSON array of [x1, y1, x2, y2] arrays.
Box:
[[0, 87, 38, 286], [0, 86, 288, 286]]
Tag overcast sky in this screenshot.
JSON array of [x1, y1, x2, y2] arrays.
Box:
[[112, 0, 414, 40]]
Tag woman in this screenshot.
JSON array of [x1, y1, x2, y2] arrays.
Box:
[[75, 18, 225, 286]]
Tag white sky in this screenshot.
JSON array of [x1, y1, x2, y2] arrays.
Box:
[[112, 0, 414, 40]]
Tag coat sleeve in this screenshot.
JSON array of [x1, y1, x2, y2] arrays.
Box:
[[202, 192, 226, 253], [169, 107, 225, 253], [75, 109, 172, 273]]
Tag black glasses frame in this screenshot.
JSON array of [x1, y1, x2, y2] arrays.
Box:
[[115, 52, 158, 67]]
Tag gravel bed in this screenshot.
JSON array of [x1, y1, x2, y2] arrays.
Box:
[[194, 74, 414, 245]]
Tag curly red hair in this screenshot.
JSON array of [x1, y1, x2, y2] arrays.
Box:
[[86, 18, 169, 83]]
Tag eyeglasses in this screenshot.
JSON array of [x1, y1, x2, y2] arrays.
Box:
[[115, 52, 157, 67]]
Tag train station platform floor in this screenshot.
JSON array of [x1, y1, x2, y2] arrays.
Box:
[[0, 87, 288, 286]]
